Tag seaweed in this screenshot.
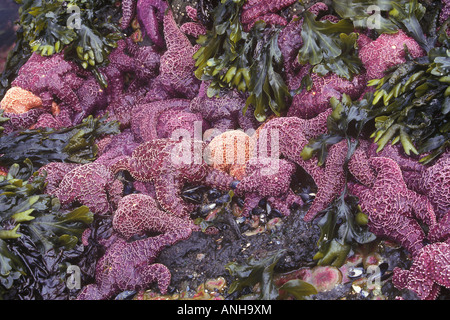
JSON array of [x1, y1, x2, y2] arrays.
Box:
[[0, 114, 120, 168], [297, 11, 361, 80], [225, 249, 317, 299], [313, 187, 376, 268], [302, 3, 449, 165], [0, 159, 93, 292], [14, 0, 123, 80], [193, 0, 291, 121]]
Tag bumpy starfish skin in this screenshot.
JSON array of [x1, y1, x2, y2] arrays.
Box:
[[35, 162, 82, 194], [440, 0, 450, 24], [0, 87, 43, 114], [73, 76, 108, 123], [278, 16, 304, 88], [357, 30, 425, 80], [131, 99, 194, 142], [12, 52, 84, 113], [148, 9, 200, 100], [428, 212, 450, 243], [76, 228, 192, 300], [120, 0, 136, 29], [348, 157, 436, 256], [2, 108, 45, 134], [287, 72, 367, 119], [136, 0, 168, 47], [189, 82, 259, 133], [52, 163, 123, 215], [94, 130, 140, 167], [392, 242, 450, 300], [235, 158, 302, 216], [126, 38, 161, 85], [180, 22, 207, 38], [241, 0, 296, 27], [110, 138, 235, 218], [113, 193, 197, 240], [252, 110, 347, 221], [419, 155, 450, 217]]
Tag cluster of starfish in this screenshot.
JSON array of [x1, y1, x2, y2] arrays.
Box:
[[1, 0, 449, 300]]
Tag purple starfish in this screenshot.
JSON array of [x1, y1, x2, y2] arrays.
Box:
[[419, 155, 450, 218], [2, 108, 46, 133], [287, 72, 367, 119], [234, 158, 303, 216], [145, 9, 201, 100], [11, 52, 87, 128], [51, 163, 123, 215], [348, 157, 437, 256], [136, 0, 168, 47], [94, 129, 140, 167], [241, 0, 296, 30], [112, 193, 198, 240], [12, 53, 85, 111], [130, 99, 204, 143], [357, 30, 425, 81], [392, 241, 450, 300], [35, 162, 82, 194], [109, 138, 236, 218], [428, 211, 450, 244], [252, 109, 349, 221], [76, 227, 192, 300], [349, 142, 449, 218], [189, 82, 259, 133]]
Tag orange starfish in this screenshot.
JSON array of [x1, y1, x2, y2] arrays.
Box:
[[0, 86, 43, 114], [206, 130, 255, 180]]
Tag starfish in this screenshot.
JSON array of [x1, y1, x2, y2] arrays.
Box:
[[349, 142, 449, 218], [35, 162, 82, 194], [145, 9, 201, 100], [419, 155, 450, 218], [252, 109, 348, 221], [1, 108, 46, 134], [112, 193, 198, 240], [392, 241, 450, 300], [12, 52, 85, 114], [348, 157, 436, 256], [278, 15, 304, 90], [0, 87, 43, 114], [357, 30, 425, 81], [76, 227, 192, 300], [428, 211, 450, 244], [135, 0, 168, 48], [125, 38, 161, 90], [51, 162, 123, 215], [205, 130, 255, 180], [241, 0, 296, 30], [287, 72, 367, 119], [234, 157, 303, 216], [72, 75, 108, 124], [109, 138, 237, 218], [189, 82, 259, 133], [130, 99, 202, 142], [94, 129, 140, 167]]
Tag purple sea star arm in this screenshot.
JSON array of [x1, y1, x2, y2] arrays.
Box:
[[113, 193, 197, 240], [76, 227, 192, 300], [392, 242, 450, 300]]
